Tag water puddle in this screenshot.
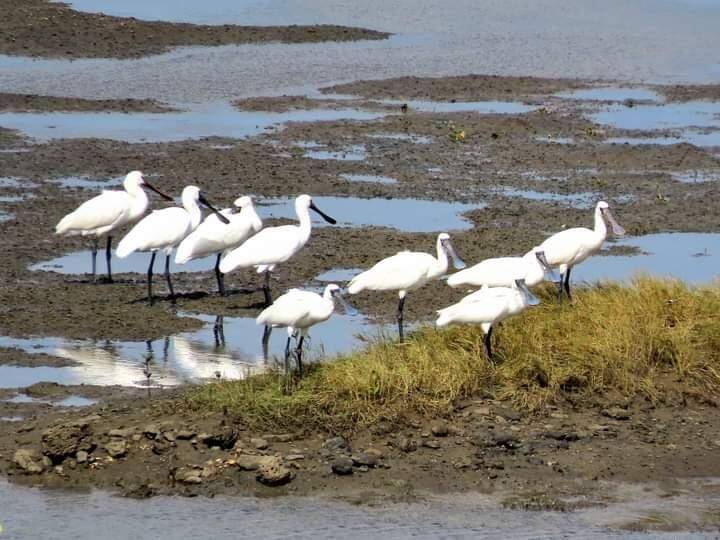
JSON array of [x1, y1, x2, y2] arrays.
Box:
[[0, 195, 33, 203], [0, 177, 38, 189], [558, 87, 661, 102], [367, 133, 432, 144], [304, 145, 366, 161], [257, 195, 479, 232], [31, 250, 216, 275], [380, 99, 535, 114], [0, 477, 717, 539], [49, 176, 124, 189], [0, 102, 384, 143], [4, 393, 98, 407], [496, 187, 598, 208], [0, 416, 24, 422], [671, 170, 720, 183], [314, 267, 363, 282], [606, 132, 720, 147], [0, 312, 391, 389], [573, 233, 720, 284], [339, 173, 398, 184], [0, 213, 14, 222], [534, 135, 576, 145]]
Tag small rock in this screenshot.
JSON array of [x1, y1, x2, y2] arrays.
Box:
[[363, 447, 384, 459], [201, 428, 239, 450], [492, 433, 521, 449], [323, 436, 350, 453], [54, 465, 64, 475], [256, 457, 293, 486], [602, 407, 630, 420], [41, 421, 95, 464], [131, 434, 142, 442], [175, 467, 203, 484], [473, 406, 492, 416], [108, 427, 135, 438], [351, 452, 378, 468], [543, 431, 580, 442], [397, 437, 417, 453], [494, 406, 522, 421], [454, 457, 473, 469], [105, 440, 127, 458], [76, 450, 88, 464], [143, 424, 160, 439], [265, 434, 293, 443], [162, 431, 176, 442], [13, 448, 47, 474], [285, 454, 305, 461], [176, 430, 196, 440], [251, 437, 269, 450], [331, 456, 354, 475], [236, 454, 268, 471], [422, 440, 441, 449], [430, 421, 449, 437]]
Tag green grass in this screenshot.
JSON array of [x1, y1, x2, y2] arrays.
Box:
[[186, 277, 720, 433]]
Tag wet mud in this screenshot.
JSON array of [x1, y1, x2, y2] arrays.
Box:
[[0, 93, 175, 113], [0, 0, 389, 59]]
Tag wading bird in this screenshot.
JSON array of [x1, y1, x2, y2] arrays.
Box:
[[447, 246, 559, 289], [256, 283, 356, 375], [54, 170, 173, 283], [436, 278, 540, 359], [175, 196, 262, 296], [539, 201, 625, 300], [116, 185, 228, 305], [348, 232, 466, 342], [219, 194, 336, 305]]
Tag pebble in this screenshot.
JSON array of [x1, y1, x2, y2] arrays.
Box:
[[602, 407, 630, 420], [162, 431, 176, 442], [175, 430, 196, 440], [105, 440, 127, 458], [422, 440, 441, 449], [494, 406, 522, 421], [351, 452, 378, 468], [76, 450, 88, 463], [108, 427, 135, 438], [397, 437, 417, 453], [256, 457, 293, 486], [175, 467, 203, 484], [430, 421, 449, 437], [251, 437, 269, 450], [13, 448, 48, 474], [143, 425, 160, 439], [331, 456, 354, 475], [323, 436, 350, 452]]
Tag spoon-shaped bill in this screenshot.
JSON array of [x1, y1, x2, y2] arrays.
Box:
[[442, 238, 466, 270], [334, 288, 359, 316], [143, 179, 174, 201], [310, 201, 337, 224], [603, 208, 625, 236], [199, 194, 230, 224], [515, 278, 540, 306], [535, 250, 560, 282]]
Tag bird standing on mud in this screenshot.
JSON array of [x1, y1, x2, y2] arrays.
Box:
[[348, 232, 466, 342], [436, 278, 540, 359], [175, 195, 262, 296], [256, 283, 356, 374], [54, 170, 173, 283], [539, 201, 625, 300], [116, 185, 228, 305]]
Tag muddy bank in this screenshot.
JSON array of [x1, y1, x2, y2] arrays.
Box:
[[0, 93, 175, 113], [1, 386, 719, 517], [0, 0, 389, 59]]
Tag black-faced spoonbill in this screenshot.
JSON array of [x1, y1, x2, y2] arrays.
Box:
[[116, 185, 228, 305], [447, 246, 559, 289], [539, 201, 625, 300], [436, 278, 540, 359], [347, 232, 466, 342], [219, 194, 336, 305], [174, 196, 262, 296], [256, 283, 356, 375], [54, 170, 173, 283]]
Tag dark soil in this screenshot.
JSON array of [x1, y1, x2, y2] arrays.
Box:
[[0, 0, 390, 59]]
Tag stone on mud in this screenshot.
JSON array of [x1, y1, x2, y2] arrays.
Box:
[[430, 421, 449, 437], [201, 428, 239, 450], [14, 448, 49, 474], [331, 456, 354, 475], [256, 457, 293, 486], [105, 440, 127, 458], [175, 467, 203, 484], [41, 420, 94, 464]]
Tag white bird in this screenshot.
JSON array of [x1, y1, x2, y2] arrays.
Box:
[[539, 200, 625, 300], [54, 170, 173, 283], [219, 194, 336, 305], [116, 185, 228, 305], [347, 232, 466, 341], [256, 283, 356, 374], [175, 196, 262, 296], [447, 246, 559, 289], [436, 278, 540, 359]]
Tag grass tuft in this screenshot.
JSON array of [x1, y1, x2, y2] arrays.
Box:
[[186, 277, 720, 433]]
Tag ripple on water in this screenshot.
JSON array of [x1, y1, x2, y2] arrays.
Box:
[[557, 87, 661, 102]]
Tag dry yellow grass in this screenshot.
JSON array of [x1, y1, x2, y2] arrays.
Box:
[[187, 277, 720, 432]]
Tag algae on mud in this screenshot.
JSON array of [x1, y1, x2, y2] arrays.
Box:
[[188, 278, 720, 433]]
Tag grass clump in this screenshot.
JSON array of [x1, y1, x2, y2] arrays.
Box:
[[187, 277, 720, 433]]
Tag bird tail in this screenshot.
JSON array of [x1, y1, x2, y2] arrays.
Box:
[[346, 271, 368, 295], [445, 271, 466, 288], [174, 237, 193, 265], [435, 304, 457, 327], [54, 213, 76, 235], [115, 230, 140, 258]]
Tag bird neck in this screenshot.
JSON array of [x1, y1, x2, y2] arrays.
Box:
[[247, 206, 262, 232], [183, 197, 203, 230], [593, 205, 608, 240], [433, 237, 450, 275], [297, 205, 312, 244], [131, 185, 150, 213]]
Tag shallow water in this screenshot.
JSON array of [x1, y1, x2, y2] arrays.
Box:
[[0, 103, 384, 143], [304, 145, 366, 161], [557, 87, 661, 102], [381, 99, 535, 114], [49, 176, 124, 189], [0, 311, 389, 389], [314, 267, 363, 282], [31, 250, 217, 275], [497, 187, 599, 208], [606, 132, 720, 147], [0, 477, 718, 539], [4, 394, 98, 407], [340, 173, 399, 185], [671, 170, 720, 183], [573, 233, 720, 284], [257, 195, 479, 232]]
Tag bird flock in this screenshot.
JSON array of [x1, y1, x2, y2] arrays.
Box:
[[55, 170, 625, 371]]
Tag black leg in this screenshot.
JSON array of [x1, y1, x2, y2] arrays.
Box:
[[105, 236, 113, 283], [284, 336, 292, 373], [214, 254, 226, 296], [90, 238, 98, 283], [397, 296, 406, 343], [295, 336, 305, 377], [213, 315, 225, 347], [483, 326, 494, 360], [164, 254, 175, 304], [564, 267, 572, 300], [147, 252, 156, 306], [262, 270, 272, 306], [261, 326, 272, 361], [557, 273, 565, 302]]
